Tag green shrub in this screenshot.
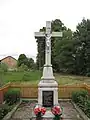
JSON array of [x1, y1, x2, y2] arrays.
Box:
[[18, 64, 28, 72], [84, 100, 90, 118], [0, 63, 8, 86], [72, 90, 90, 118], [72, 90, 88, 103], [0, 104, 10, 119], [0, 68, 4, 87], [0, 63, 8, 72], [4, 89, 20, 105]]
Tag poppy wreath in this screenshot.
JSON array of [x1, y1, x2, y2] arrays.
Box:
[[51, 105, 63, 120], [34, 105, 46, 117]]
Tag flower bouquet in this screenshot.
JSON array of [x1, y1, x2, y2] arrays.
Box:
[[51, 105, 63, 120], [34, 104, 46, 120]]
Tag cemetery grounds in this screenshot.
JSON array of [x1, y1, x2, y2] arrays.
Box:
[[0, 70, 90, 120]]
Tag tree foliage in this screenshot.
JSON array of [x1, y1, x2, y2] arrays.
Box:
[[18, 54, 28, 67], [36, 18, 90, 76], [36, 19, 75, 73], [0, 63, 8, 87], [73, 19, 90, 76], [27, 58, 35, 69], [54, 29, 75, 73], [17, 54, 35, 70]]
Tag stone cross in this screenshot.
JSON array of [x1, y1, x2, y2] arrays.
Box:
[[35, 21, 62, 66], [35, 21, 62, 80], [35, 21, 63, 106]]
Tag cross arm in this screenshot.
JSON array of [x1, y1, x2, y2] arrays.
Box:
[[52, 32, 62, 37], [34, 32, 45, 38], [34, 32, 63, 38]]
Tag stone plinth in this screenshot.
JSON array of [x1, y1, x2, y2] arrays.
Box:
[[41, 65, 55, 80], [38, 80, 58, 107]]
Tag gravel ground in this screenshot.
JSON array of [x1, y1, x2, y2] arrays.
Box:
[[10, 101, 83, 120]]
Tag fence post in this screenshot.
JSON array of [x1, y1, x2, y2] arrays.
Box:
[[84, 83, 90, 95], [0, 90, 4, 104]]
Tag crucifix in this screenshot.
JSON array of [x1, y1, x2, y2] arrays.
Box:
[[35, 21, 62, 81]]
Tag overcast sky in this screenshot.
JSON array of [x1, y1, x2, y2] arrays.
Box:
[[0, 0, 90, 61]]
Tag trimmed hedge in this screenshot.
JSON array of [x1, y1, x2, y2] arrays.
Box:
[[72, 90, 90, 118], [4, 89, 20, 105], [0, 104, 10, 119], [0, 89, 20, 119]]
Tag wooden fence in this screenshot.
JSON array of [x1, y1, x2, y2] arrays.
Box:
[[0, 82, 90, 103], [10, 82, 38, 98], [58, 84, 86, 99], [0, 83, 10, 103]]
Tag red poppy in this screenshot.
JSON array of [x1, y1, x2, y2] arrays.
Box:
[[51, 105, 62, 116], [34, 106, 46, 116]]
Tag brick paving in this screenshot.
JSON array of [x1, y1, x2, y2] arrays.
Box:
[[10, 101, 83, 120]]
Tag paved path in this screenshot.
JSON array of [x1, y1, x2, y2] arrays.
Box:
[[10, 101, 83, 120], [60, 101, 82, 120]]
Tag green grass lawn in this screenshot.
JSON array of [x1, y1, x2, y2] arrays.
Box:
[[3, 70, 42, 84], [55, 73, 90, 85], [1, 70, 90, 85]]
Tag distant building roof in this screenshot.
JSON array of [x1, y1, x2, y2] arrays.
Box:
[[1, 56, 17, 61]]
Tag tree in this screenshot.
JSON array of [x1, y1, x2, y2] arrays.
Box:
[[36, 18, 90, 75], [36, 19, 66, 70], [54, 29, 75, 73], [17, 54, 28, 67], [0, 63, 8, 72], [0, 63, 8, 87], [51, 19, 67, 71], [36, 19, 74, 73], [18, 64, 28, 72], [73, 19, 90, 76], [18, 54, 36, 70], [27, 58, 35, 69], [36, 27, 45, 69]]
